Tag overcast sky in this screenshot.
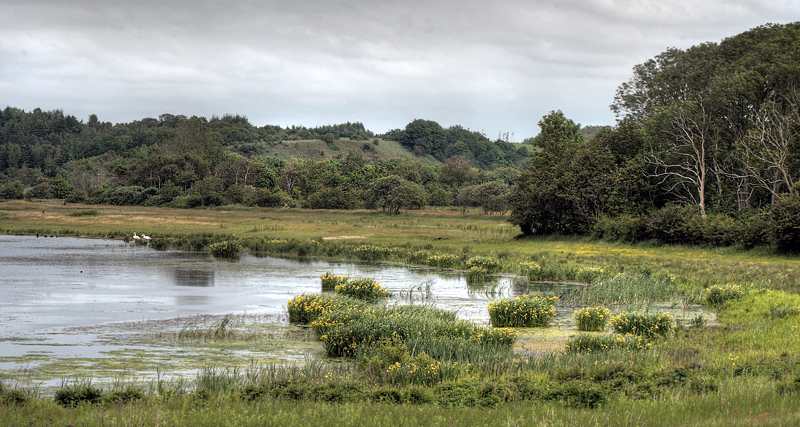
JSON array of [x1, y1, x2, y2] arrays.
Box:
[[1, 1, 798, 140]]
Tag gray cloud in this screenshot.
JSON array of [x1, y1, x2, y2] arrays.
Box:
[[1, 0, 798, 139]]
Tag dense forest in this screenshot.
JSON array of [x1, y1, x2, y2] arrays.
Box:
[[2, 23, 800, 251]]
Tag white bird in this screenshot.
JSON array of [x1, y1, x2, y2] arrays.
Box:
[[141, 233, 151, 243], [132, 232, 141, 241]]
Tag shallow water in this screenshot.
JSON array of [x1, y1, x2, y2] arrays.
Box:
[[0, 235, 520, 384], [0, 235, 712, 388]]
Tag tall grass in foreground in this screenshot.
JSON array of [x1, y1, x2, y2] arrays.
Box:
[[4, 379, 800, 427]]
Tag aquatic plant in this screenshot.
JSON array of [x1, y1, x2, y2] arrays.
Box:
[[465, 256, 500, 273], [209, 240, 243, 258], [287, 294, 366, 324], [574, 307, 612, 332], [564, 333, 653, 353], [704, 284, 745, 307], [487, 293, 558, 328], [334, 278, 388, 302], [465, 266, 488, 284], [320, 272, 350, 291], [519, 261, 542, 281], [609, 312, 674, 338]]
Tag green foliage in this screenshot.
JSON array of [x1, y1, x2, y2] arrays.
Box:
[[464, 256, 500, 272], [487, 293, 558, 327], [574, 307, 612, 332], [564, 333, 653, 353], [320, 272, 350, 291], [54, 384, 104, 407], [609, 312, 674, 338], [770, 193, 800, 253], [286, 294, 366, 325], [334, 278, 389, 302], [209, 240, 242, 258], [704, 284, 745, 307]]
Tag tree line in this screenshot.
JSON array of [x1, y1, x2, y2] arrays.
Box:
[[510, 23, 800, 252], [0, 110, 530, 215], [2, 23, 799, 251]]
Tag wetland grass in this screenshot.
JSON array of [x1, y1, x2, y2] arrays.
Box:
[[4, 201, 800, 424]]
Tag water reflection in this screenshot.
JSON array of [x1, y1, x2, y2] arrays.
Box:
[[173, 269, 214, 287]]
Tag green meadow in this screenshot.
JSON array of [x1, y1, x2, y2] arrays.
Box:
[[1, 200, 800, 426]]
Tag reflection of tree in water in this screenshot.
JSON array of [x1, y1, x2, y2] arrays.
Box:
[[173, 268, 214, 287]]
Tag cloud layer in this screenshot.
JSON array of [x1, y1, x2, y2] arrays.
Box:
[[1, 0, 798, 138]]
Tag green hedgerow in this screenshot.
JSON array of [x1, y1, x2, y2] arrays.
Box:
[[335, 278, 389, 302], [320, 272, 350, 291], [705, 284, 745, 307], [209, 240, 242, 258], [487, 293, 558, 328], [574, 307, 612, 332], [609, 312, 674, 338]]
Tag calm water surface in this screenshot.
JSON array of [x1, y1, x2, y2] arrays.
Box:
[[0, 235, 519, 372]]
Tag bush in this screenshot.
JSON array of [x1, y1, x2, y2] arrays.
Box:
[[574, 307, 611, 331], [609, 312, 674, 338], [334, 278, 388, 302], [704, 284, 745, 307], [771, 194, 800, 253], [320, 272, 350, 291], [519, 261, 542, 281], [487, 293, 558, 327], [99, 185, 148, 205], [287, 294, 365, 324], [465, 256, 500, 272], [54, 385, 105, 407], [209, 240, 242, 258], [564, 333, 653, 353], [104, 387, 143, 404]]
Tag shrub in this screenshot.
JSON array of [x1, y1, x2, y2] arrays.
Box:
[[287, 294, 365, 324], [487, 293, 558, 327], [104, 387, 143, 404], [465, 256, 500, 272], [519, 261, 542, 281], [209, 240, 242, 258], [574, 307, 611, 331], [609, 312, 674, 338], [352, 244, 385, 261], [564, 333, 653, 353], [334, 278, 388, 302], [425, 253, 461, 268], [0, 388, 27, 405], [54, 385, 105, 407], [771, 193, 800, 253], [704, 284, 745, 307], [320, 272, 349, 291]]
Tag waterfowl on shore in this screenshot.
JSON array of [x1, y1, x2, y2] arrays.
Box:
[[132, 232, 141, 241]]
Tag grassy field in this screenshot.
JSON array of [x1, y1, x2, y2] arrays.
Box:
[[1, 200, 800, 426]]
